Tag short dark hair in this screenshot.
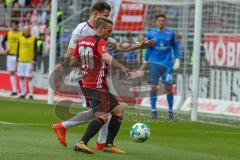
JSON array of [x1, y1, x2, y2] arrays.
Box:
[[156, 14, 167, 20], [11, 20, 19, 25], [91, 1, 111, 13], [95, 16, 113, 29]]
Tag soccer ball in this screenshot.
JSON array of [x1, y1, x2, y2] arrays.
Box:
[[130, 123, 150, 142]]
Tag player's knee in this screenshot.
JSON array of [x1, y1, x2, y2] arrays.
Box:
[[151, 85, 158, 93], [94, 112, 108, 122], [111, 106, 124, 117], [165, 85, 173, 93]]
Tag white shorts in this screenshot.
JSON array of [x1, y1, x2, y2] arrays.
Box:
[[17, 62, 34, 77], [6, 55, 17, 72]]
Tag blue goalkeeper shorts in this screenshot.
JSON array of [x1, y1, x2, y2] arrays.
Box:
[[149, 63, 173, 86]]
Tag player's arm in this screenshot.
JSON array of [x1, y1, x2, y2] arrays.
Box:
[[108, 39, 155, 53], [98, 39, 129, 74], [2, 34, 7, 53], [172, 32, 180, 69], [70, 57, 81, 67], [65, 34, 81, 59], [33, 38, 37, 63], [102, 53, 129, 74], [135, 48, 151, 77], [70, 44, 81, 67], [138, 30, 152, 71], [16, 41, 19, 62]]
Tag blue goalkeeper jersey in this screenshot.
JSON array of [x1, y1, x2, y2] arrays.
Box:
[[145, 28, 180, 68]]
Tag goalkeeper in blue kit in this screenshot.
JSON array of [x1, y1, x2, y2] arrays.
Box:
[[143, 14, 180, 119]]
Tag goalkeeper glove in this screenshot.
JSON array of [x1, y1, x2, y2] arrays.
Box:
[[173, 59, 180, 70]]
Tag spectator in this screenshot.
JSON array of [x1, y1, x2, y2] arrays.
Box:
[[31, 22, 40, 38], [36, 32, 45, 56], [44, 29, 50, 55], [31, 10, 38, 24]]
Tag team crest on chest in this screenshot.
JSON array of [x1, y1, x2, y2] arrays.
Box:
[[102, 46, 107, 52]]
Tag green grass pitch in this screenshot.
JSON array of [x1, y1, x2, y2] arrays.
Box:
[[0, 97, 240, 160]]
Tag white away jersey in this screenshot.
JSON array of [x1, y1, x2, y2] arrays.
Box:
[[68, 22, 94, 49], [68, 21, 117, 49]]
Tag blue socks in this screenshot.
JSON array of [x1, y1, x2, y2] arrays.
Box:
[[150, 91, 174, 119], [150, 91, 157, 112], [167, 92, 174, 111]]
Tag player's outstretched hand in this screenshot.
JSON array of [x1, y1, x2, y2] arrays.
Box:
[[173, 59, 180, 70], [139, 39, 156, 49], [127, 71, 144, 79]]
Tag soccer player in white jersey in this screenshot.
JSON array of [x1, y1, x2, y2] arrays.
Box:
[[53, 1, 155, 150]]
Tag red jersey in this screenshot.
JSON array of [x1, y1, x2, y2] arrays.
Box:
[[73, 35, 109, 89]]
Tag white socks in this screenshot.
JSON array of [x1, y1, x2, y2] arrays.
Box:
[[19, 79, 26, 95], [29, 79, 34, 95], [62, 109, 95, 129], [97, 113, 112, 144], [10, 75, 17, 92], [81, 96, 86, 108]]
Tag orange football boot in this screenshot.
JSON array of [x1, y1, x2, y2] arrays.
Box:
[[103, 144, 125, 154], [52, 123, 67, 147]]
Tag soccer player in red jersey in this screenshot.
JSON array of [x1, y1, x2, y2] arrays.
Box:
[[71, 16, 131, 154]]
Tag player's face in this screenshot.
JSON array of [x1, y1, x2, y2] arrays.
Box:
[[156, 17, 167, 30], [11, 23, 18, 30], [100, 9, 110, 17], [23, 28, 31, 36], [101, 23, 113, 40], [93, 10, 110, 25]]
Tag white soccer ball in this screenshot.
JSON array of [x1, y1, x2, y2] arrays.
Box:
[[130, 123, 150, 142]]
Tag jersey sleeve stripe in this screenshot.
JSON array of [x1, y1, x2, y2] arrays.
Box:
[[80, 24, 87, 35]]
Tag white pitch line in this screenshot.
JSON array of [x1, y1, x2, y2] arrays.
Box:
[[198, 120, 240, 129], [0, 121, 49, 126]]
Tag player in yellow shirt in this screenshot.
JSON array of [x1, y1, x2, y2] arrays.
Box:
[[2, 21, 22, 96], [17, 25, 37, 99]]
